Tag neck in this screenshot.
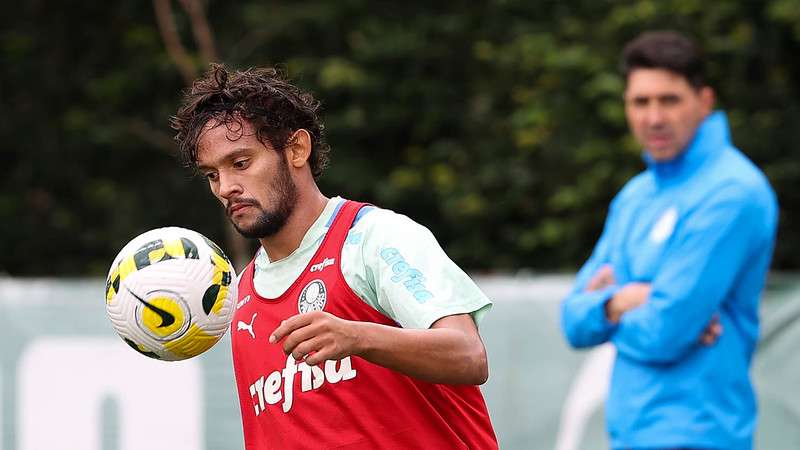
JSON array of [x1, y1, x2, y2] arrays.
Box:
[[645, 111, 729, 186], [258, 184, 328, 262]]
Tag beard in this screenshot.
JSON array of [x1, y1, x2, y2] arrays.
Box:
[[227, 158, 298, 239]]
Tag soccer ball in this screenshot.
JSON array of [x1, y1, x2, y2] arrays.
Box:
[[105, 227, 237, 361]]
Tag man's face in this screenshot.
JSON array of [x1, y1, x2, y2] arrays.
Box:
[[196, 120, 298, 239], [624, 68, 713, 162]]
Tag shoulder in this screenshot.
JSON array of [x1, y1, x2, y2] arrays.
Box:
[[721, 146, 776, 197], [619, 171, 653, 197], [701, 146, 777, 212], [681, 167, 778, 240], [351, 204, 436, 244], [610, 170, 653, 211]]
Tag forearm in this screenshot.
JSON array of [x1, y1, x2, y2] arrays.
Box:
[[561, 286, 618, 348], [353, 319, 488, 385]]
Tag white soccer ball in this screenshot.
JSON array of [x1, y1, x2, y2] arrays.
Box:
[[105, 227, 237, 361]]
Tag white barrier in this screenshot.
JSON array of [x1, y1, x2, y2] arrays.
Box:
[[17, 338, 203, 450]]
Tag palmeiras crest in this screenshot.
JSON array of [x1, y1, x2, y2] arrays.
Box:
[[298, 279, 327, 314]]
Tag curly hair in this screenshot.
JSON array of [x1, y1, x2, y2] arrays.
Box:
[[171, 63, 330, 179]]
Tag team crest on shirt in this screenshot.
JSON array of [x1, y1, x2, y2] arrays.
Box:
[[649, 206, 678, 244], [298, 279, 327, 314]]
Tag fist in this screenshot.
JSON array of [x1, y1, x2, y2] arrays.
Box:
[[269, 311, 363, 366]]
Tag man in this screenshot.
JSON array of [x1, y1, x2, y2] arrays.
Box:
[[171, 64, 497, 449], [561, 31, 778, 449]]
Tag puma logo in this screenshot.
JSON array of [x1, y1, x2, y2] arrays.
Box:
[[237, 312, 258, 339]]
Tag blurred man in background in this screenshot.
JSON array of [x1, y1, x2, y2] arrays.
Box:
[[560, 31, 778, 449], [171, 64, 497, 449]]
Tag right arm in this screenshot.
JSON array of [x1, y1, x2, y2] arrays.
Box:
[[271, 311, 488, 385], [560, 205, 620, 348], [272, 207, 493, 385]]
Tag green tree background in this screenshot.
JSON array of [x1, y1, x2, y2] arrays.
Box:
[[2, 0, 798, 275]]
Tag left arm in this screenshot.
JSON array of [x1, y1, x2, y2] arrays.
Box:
[[270, 312, 487, 385]]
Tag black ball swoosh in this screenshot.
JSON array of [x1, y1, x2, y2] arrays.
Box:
[[127, 288, 176, 328]]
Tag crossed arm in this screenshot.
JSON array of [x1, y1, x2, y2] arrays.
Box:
[[562, 185, 765, 363], [588, 264, 721, 345], [269, 312, 489, 385]]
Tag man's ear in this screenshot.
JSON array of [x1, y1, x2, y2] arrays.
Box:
[[699, 86, 715, 116], [285, 129, 312, 169]]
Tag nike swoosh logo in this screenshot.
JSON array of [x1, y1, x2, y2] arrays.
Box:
[[127, 288, 175, 328]]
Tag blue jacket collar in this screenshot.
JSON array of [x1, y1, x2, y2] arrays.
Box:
[[644, 110, 731, 186]]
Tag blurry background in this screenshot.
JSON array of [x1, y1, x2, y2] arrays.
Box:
[[2, 0, 799, 449]]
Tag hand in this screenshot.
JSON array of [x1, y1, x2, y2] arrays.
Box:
[[605, 282, 651, 324], [586, 264, 616, 292], [269, 311, 362, 366], [699, 314, 723, 346]]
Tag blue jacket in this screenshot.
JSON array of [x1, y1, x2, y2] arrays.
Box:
[[561, 111, 778, 449]]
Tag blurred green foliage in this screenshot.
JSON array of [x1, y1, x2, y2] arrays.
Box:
[[2, 0, 798, 275]]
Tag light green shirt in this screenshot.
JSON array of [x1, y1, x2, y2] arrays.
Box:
[[253, 197, 491, 329]]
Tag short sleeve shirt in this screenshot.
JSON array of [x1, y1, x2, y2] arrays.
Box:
[[253, 197, 491, 329]]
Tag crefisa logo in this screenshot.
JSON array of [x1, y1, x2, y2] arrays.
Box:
[[298, 279, 327, 314], [237, 294, 252, 310]]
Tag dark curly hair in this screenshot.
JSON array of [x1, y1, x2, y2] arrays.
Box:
[[171, 63, 330, 179]]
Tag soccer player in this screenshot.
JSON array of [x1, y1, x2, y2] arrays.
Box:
[[171, 64, 498, 449], [560, 31, 778, 449]]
